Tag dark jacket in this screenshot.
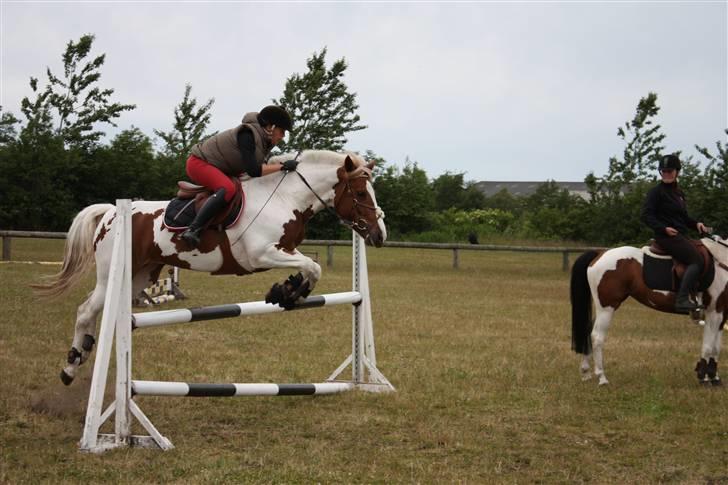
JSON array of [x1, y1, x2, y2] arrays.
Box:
[[641, 182, 697, 237]]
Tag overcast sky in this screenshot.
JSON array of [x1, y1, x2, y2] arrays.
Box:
[[1, 1, 726, 182]]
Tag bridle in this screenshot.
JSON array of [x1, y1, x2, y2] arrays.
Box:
[[230, 155, 383, 248], [294, 169, 384, 236]]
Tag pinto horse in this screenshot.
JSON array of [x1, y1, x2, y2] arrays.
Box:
[[33, 150, 387, 385], [571, 235, 728, 386]]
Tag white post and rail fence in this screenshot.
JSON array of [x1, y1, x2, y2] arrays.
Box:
[[0, 230, 604, 271]]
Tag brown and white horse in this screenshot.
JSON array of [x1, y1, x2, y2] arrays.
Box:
[[571, 236, 728, 385], [33, 150, 387, 385]]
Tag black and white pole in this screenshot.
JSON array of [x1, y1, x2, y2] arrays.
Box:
[[132, 380, 353, 397]]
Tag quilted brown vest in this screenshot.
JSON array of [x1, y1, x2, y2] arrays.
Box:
[[190, 112, 272, 175]]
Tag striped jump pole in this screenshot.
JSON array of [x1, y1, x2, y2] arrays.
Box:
[[132, 291, 362, 328], [132, 380, 354, 397], [80, 200, 394, 454]]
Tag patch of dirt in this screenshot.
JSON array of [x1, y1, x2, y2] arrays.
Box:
[[29, 374, 93, 421]]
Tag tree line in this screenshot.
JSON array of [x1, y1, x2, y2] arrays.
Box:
[[0, 35, 725, 246]]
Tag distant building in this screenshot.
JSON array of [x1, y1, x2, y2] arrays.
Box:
[[473, 181, 590, 200]]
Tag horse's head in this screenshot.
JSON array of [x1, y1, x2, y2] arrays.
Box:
[[334, 155, 387, 247]]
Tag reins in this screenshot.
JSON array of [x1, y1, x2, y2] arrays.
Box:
[[230, 153, 381, 247], [229, 150, 302, 247]]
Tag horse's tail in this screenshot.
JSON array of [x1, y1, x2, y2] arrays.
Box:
[[570, 250, 600, 355], [31, 203, 114, 298]]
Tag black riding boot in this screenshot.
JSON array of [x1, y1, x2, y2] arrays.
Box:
[[674, 263, 701, 313], [180, 188, 228, 248]]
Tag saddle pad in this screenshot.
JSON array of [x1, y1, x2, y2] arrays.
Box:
[[641, 246, 672, 260], [163, 196, 244, 232], [643, 253, 674, 291]]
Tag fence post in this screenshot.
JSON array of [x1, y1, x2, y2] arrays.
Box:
[[327, 245, 334, 268], [562, 251, 569, 272], [2, 236, 10, 261], [453, 248, 459, 269]]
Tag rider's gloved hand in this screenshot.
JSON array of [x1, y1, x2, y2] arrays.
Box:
[[281, 160, 299, 172]]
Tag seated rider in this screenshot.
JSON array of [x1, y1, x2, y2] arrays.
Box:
[[641, 154, 710, 313], [180, 105, 300, 248]]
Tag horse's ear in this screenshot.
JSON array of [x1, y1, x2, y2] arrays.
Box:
[[344, 155, 356, 172], [366, 160, 376, 171]]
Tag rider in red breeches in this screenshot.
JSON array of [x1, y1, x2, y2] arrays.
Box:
[[181, 105, 299, 248]]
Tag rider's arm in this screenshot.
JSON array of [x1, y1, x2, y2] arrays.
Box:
[[641, 186, 667, 235], [237, 129, 282, 176], [237, 129, 262, 177]]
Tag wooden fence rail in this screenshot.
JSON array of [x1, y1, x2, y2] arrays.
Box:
[[0, 230, 603, 271]]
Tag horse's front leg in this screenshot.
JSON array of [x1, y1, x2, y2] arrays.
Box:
[[696, 310, 723, 386], [252, 246, 322, 308]]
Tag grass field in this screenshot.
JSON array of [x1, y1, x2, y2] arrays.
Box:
[[1, 238, 726, 483]]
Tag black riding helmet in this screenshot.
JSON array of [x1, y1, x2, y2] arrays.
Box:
[[658, 154, 681, 172], [257, 105, 293, 131]]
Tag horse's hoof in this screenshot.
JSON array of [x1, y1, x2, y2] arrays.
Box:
[[581, 373, 592, 381], [265, 283, 284, 306], [60, 370, 74, 386], [711, 377, 722, 387], [598, 377, 609, 386]]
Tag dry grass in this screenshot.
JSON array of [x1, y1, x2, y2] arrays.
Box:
[[1, 238, 727, 483]]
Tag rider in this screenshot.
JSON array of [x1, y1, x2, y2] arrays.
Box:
[[641, 154, 709, 313], [180, 105, 299, 248]]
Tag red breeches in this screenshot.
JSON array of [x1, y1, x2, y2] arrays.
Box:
[[185, 155, 236, 202]]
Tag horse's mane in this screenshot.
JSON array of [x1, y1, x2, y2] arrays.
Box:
[[268, 150, 366, 168]]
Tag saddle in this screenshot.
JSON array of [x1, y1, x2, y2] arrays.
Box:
[[163, 179, 245, 232], [642, 239, 714, 292]]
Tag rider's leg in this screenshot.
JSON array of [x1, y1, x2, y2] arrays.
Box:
[[180, 188, 228, 248], [656, 234, 704, 313], [180, 156, 236, 248]]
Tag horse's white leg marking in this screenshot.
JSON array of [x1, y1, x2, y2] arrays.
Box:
[[702, 310, 723, 362], [580, 355, 592, 380], [251, 246, 322, 291], [591, 306, 614, 386]]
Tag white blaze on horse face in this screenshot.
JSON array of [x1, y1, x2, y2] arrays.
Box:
[[367, 181, 387, 242]]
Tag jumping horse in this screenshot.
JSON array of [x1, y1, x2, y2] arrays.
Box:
[[571, 235, 728, 385], [32, 150, 387, 385]]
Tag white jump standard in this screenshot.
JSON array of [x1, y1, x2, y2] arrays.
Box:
[[80, 199, 394, 453]]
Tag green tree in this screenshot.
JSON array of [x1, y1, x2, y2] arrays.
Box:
[[602, 92, 666, 191], [154, 84, 215, 160], [431, 172, 485, 211], [275, 48, 365, 152], [84, 128, 169, 202], [22, 34, 135, 150], [0, 107, 20, 145], [373, 158, 433, 237], [582, 93, 668, 245], [691, 130, 728, 232]]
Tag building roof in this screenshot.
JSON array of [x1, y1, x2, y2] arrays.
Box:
[[473, 181, 590, 199]]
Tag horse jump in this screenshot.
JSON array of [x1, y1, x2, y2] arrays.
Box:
[[80, 200, 394, 453]]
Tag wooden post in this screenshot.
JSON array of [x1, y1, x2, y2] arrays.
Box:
[[452, 248, 459, 269], [2, 236, 9, 261], [327, 245, 334, 268], [562, 251, 569, 272]]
